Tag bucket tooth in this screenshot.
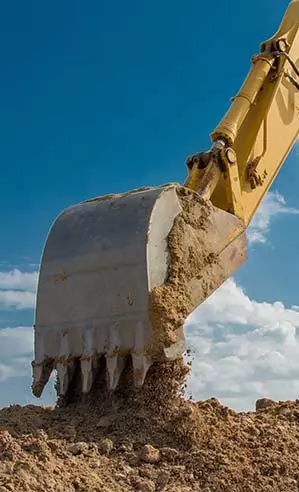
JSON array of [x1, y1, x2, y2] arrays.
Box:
[[56, 361, 75, 396], [132, 354, 152, 387], [105, 355, 127, 390], [80, 358, 94, 394], [32, 360, 53, 398]]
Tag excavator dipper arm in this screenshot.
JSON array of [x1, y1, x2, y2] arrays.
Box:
[[185, 0, 299, 225]]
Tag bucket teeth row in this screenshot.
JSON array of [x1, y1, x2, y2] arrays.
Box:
[[32, 353, 153, 398]]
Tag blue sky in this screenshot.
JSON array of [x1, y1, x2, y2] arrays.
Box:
[[0, 0, 299, 410]]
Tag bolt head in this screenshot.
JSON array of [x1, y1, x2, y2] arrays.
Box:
[[225, 148, 237, 164]]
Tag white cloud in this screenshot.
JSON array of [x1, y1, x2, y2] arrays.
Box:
[[0, 325, 57, 408], [0, 290, 36, 310], [0, 326, 33, 356], [0, 363, 18, 381], [0, 269, 38, 291], [247, 190, 299, 244], [0, 326, 33, 381], [0, 269, 38, 310], [185, 278, 299, 411]]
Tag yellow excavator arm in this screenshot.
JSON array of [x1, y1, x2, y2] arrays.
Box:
[[32, 0, 299, 401], [185, 0, 299, 226]]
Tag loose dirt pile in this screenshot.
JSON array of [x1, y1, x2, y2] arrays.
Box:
[[2, 359, 299, 492]]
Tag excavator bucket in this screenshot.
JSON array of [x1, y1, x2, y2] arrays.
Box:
[[32, 184, 247, 398]]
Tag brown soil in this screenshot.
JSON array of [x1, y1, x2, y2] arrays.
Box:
[[149, 185, 244, 357], [149, 187, 217, 353], [2, 359, 299, 492]]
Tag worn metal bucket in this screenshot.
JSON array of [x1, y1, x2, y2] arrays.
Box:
[[32, 184, 246, 398]]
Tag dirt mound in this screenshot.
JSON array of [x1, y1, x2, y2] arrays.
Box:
[[2, 359, 299, 492]]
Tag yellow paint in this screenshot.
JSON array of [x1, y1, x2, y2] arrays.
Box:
[[185, 0, 299, 227]]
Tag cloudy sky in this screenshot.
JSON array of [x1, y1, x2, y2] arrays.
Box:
[[0, 0, 298, 411]]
